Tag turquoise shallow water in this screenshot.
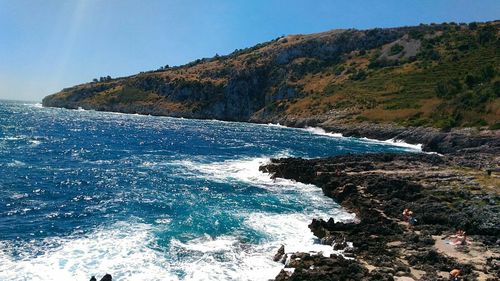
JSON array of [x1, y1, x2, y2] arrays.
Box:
[[0, 101, 418, 280]]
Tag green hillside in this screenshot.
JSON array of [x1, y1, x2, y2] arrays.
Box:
[[43, 21, 500, 129]]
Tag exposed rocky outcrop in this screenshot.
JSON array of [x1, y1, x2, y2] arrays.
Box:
[[255, 116, 500, 159], [40, 20, 499, 280], [90, 274, 112, 281], [43, 27, 408, 120], [261, 153, 499, 281], [43, 21, 499, 130]]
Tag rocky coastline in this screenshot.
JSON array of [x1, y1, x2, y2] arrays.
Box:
[[39, 19, 499, 280], [44, 104, 499, 280], [254, 114, 500, 158], [48, 106, 499, 280], [260, 141, 499, 280]]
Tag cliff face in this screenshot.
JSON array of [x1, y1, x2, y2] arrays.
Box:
[[43, 21, 499, 129]]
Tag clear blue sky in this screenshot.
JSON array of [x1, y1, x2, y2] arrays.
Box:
[[0, 0, 498, 101]]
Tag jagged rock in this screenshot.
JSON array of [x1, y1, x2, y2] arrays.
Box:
[[262, 151, 499, 281], [280, 253, 369, 280], [319, 235, 335, 245], [332, 240, 348, 251], [274, 245, 286, 262], [99, 274, 112, 281], [274, 269, 292, 281]]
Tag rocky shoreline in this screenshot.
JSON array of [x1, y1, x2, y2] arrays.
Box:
[[43, 101, 500, 163], [255, 115, 500, 159], [43, 105, 499, 280], [260, 145, 499, 280]]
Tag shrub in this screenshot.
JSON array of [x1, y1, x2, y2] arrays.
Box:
[[409, 30, 424, 40], [468, 22, 478, 30], [389, 44, 404, 56], [489, 123, 500, 130], [494, 81, 500, 97], [478, 25, 496, 45], [334, 65, 345, 75], [351, 70, 367, 81], [465, 74, 478, 88], [480, 65, 495, 81], [436, 79, 462, 98], [368, 58, 399, 69]]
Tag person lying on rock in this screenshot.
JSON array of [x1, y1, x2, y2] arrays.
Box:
[[446, 229, 465, 239], [408, 215, 417, 227], [452, 232, 471, 246], [449, 268, 461, 281], [404, 209, 417, 228], [402, 208, 411, 222]]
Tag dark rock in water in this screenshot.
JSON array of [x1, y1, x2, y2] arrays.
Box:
[[319, 235, 335, 245], [273, 245, 286, 262], [274, 269, 291, 281], [99, 274, 112, 281], [332, 238, 347, 251], [308, 219, 328, 239]]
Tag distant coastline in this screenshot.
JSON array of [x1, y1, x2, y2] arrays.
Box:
[[38, 20, 500, 280], [42, 21, 499, 133]]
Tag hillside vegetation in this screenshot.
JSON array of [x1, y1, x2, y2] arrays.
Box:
[[43, 21, 500, 129]]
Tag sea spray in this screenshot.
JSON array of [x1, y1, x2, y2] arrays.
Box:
[[0, 101, 419, 280]]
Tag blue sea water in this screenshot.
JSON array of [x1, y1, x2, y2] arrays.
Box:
[[0, 100, 419, 280]]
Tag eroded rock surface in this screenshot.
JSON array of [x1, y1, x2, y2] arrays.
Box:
[[261, 152, 499, 280]]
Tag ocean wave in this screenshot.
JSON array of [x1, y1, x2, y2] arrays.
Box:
[[0, 222, 177, 281], [303, 127, 343, 138], [1, 136, 26, 141], [303, 126, 422, 151], [168, 234, 283, 280], [244, 212, 354, 257], [0, 222, 284, 281], [170, 155, 353, 212], [266, 123, 287, 128], [358, 137, 423, 150]]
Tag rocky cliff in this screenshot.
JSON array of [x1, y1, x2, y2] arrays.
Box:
[[43, 21, 499, 131]]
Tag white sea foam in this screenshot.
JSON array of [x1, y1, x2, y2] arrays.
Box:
[[171, 234, 239, 253], [0, 223, 178, 281], [244, 212, 353, 257], [168, 234, 283, 281], [22, 103, 43, 108], [164, 212, 355, 281], [303, 127, 343, 138], [358, 137, 423, 150], [0, 218, 340, 281], [167, 155, 356, 280], [303, 126, 422, 151], [0, 155, 355, 281], [172, 155, 343, 210], [29, 139, 41, 146], [2, 136, 25, 141], [7, 160, 26, 167], [267, 123, 287, 128], [173, 157, 275, 185], [9, 192, 29, 200], [172, 155, 355, 215]]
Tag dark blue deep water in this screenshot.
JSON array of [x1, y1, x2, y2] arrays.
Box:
[[0, 100, 419, 280]]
